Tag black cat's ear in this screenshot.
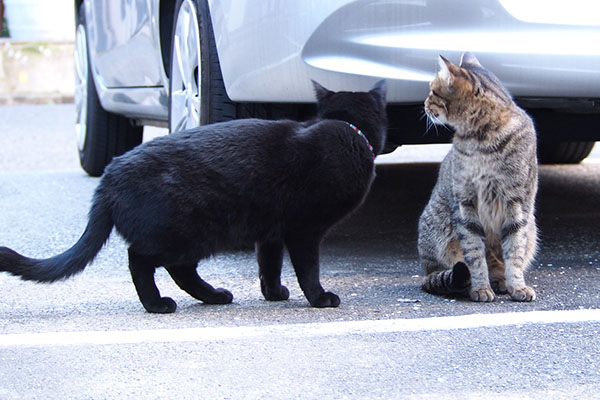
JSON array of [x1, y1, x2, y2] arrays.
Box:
[[369, 80, 387, 102], [438, 55, 462, 87], [459, 52, 482, 68], [312, 80, 333, 102]]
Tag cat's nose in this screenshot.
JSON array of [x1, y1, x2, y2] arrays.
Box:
[[424, 103, 434, 116], [425, 106, 438, 117]]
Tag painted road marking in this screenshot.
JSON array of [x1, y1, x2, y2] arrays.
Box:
[[1, 309, 599, 347]]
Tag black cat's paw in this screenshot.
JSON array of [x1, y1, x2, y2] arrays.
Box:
[[204, 288, 234, 305], [144, 296, 177, 314], [310, 292, 340, 308], [262, 283, 290, 301]]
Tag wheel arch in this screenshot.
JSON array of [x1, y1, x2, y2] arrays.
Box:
[[158, 0, 177, 81], [74, 1, 107, 114], [74, 0, 84, 25]]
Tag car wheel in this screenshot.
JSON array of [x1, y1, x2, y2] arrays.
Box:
[[75, 6, 143, 177], [538, 141, 595, 164], [169, 0, 237, 133]]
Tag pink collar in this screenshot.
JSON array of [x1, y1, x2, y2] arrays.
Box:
[[345, 122, 374, 160]]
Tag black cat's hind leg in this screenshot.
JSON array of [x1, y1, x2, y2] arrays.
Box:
[[285, 234, 339, 308], [128, 249, 177, 314], [256, 240, 289, 301], [165, 264, 233, 305]]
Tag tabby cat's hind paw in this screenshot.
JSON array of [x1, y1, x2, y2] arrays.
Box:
[[470, 287, 496, 302], [143, 296, 177, 314], [491, 278, 508, 294], [509, 286, 536, 302], [310, 292, 340, 308]]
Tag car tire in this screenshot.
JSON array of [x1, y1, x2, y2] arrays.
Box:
[[538, 141, 595, 164], [74, 6, 143, 177], [169, 0, 237, 133]]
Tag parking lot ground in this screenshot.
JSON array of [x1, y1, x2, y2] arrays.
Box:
[[0, 105, 598, 399]]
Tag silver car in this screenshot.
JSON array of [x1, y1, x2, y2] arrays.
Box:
[[75, 0, 600, 176]]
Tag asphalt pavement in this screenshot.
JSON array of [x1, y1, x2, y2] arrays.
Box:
[[0, 105, 599, 399]]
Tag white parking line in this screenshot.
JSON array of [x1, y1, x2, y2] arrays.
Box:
[[1, 309, 599, 348]]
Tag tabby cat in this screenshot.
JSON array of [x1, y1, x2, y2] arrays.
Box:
[[0, 80, 387, 313], [418, 52, 538, 302]]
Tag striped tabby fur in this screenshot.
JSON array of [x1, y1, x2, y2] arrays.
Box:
[[418, 52, 538, 302]]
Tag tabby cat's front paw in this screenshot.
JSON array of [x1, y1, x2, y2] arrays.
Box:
[[262, 283, 290, 301], [143, 296, 177, 314], [509, 286, 536, 302], [470, 288, 496, 302], [310, 292, 340, 308]]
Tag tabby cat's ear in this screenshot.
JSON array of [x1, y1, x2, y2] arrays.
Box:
[[438, 55, 462, 87], [459, 52, 482, 68], [369, 80, 387, 102], [312, 80, 333, 102]]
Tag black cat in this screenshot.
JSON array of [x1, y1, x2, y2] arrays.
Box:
[[0, 80, 387, 313]]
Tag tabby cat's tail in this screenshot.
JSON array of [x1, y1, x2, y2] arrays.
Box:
[[422, 262, 471, 295], [0, 196, 113, 282]]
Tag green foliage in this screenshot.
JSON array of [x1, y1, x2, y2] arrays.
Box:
[[1, 17, 8, 38]]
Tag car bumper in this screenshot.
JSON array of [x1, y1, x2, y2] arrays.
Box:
[[210, 0, 600, 104]]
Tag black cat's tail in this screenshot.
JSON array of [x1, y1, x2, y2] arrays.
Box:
[[422, 262, 470, 295], [0, 195, 113, 283]]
